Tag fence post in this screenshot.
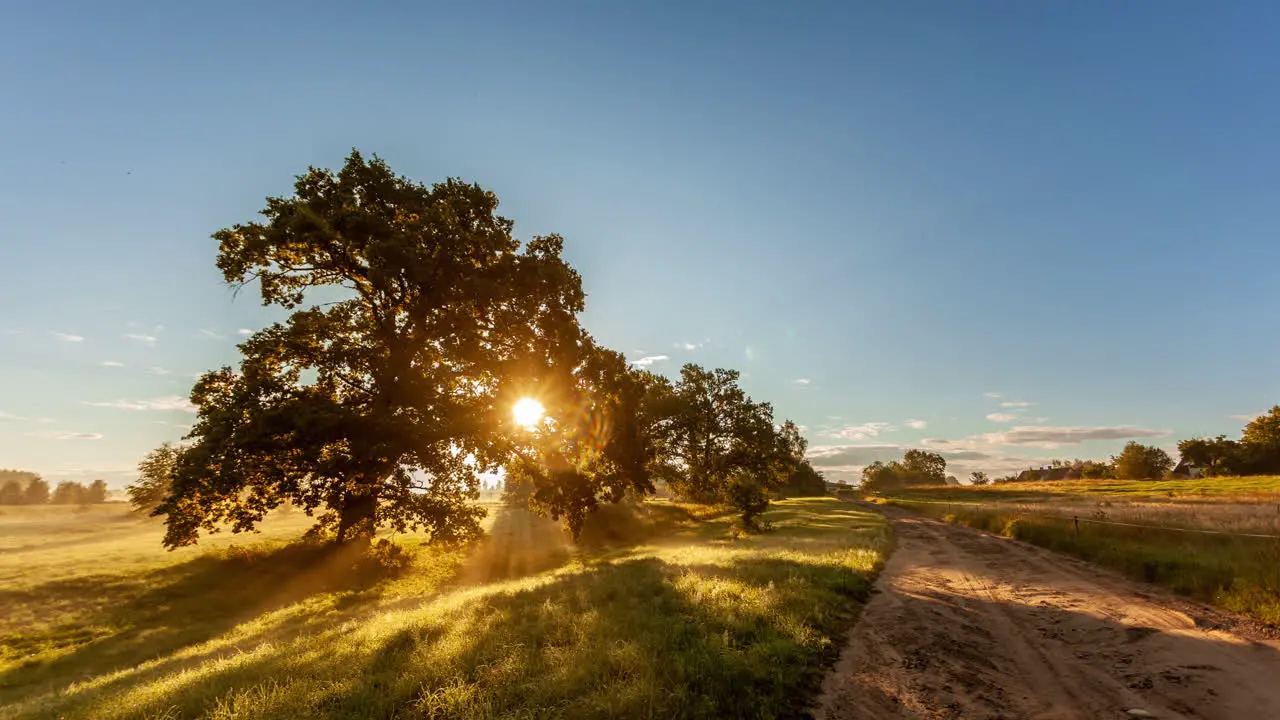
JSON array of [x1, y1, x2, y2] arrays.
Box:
[[1073, 515, 1079, 539]]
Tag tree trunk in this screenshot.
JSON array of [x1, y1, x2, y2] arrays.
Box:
[[336, 490, 377, 544]]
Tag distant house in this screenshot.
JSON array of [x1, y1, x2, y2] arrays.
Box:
[[1171, 459, 1202, 478]]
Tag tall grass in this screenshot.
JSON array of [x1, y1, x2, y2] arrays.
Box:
[[0, 498, 888, 719], [880, 496, 1280, 625]]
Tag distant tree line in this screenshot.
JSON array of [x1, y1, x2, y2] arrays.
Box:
[[987, 408, 1280, 483], [135, 151, 824, 549], [0, 470, 109, 505]]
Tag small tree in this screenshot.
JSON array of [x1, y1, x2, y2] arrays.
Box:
[[129, 443, 181, 513], [22, 477, 50, 505], [780, 460, 827, 497], [860, 462, 902, 493], [1112, 442, 1173, 480], [0, 480, 21, 505], [1240, 406, 1280, 474], [51, 481, 87, 505], [901, 449, 947, 485], [86, 479, 109, 504], [969, 471, 990, 486]]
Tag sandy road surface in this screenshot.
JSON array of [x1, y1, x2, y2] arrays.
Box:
[[816, 505, 1280, 719]]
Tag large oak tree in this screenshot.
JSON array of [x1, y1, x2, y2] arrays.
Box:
[[157, 151, 588, 548]]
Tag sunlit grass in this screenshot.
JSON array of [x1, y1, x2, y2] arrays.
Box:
[[0, 498, 888, 719]]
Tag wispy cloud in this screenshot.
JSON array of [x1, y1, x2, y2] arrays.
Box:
[[123, 333, 157, 346], [197, 329, 224, 340], [51, 331, 84, 343], [0, 411, 55, 423], [925, 424, 1168, 449], [1000, 401, 1033, 408], [675, 341, 702, 351], [32, 432, 104, 441], [145, 366, 172, 376], [630, 355, 670, 367], [904, 419, 927, 430], [984, 392, 1003, 399], [1230, 413, 1261, 422], [99, 360, 125, 367], [237, 328, 254, 336], [986, 412, 1018, 423], [82, 396, 196, 412], [792, 378, 811, 386], [835, 422, 895, 440]]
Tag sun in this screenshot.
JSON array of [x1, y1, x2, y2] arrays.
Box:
[[512, 398, 545, 429]]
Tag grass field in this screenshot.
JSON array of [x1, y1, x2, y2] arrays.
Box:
[[871, 477, 1280, 625], [0, 497, 888, 719]]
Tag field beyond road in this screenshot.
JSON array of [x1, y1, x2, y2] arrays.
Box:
[[0, 498, 888, 719]]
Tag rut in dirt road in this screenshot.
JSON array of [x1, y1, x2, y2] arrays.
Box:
[[816, 505, 1280, 720]]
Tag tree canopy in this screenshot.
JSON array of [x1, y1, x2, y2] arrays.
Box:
[[157, 151, 590, 548], [1111, 442, 1173, 480]]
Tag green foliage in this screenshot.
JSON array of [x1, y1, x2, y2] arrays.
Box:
[[159, 151, 588, 548], [969, 471, 990, 486], [1177, 435, 1246, 476], [129, 443, 180, 512], [779, 460, 827, 497], [504, 346, 673, 538], [660, 365, 804, 525], [1112, 441, 1174, 480], [23, 477, 50, 505], [860, 450, 948, 492], [0, 470, 45, 505]]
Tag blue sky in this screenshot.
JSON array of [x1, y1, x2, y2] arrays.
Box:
[[2, 2, 1277, 486]]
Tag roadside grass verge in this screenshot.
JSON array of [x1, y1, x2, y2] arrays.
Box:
[[876, 496, 1280, 625], [1, 498, 888, 719]]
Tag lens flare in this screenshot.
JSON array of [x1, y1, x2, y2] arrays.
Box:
[[512, 398, 545, 429]]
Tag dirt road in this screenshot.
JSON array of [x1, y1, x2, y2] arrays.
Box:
[[816, 506, 1280, 719]]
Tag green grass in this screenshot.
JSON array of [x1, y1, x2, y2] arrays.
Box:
[[0, 498, 888, 719], [871, 478, 1280, 625]]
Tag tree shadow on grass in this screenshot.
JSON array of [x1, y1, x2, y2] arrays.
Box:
[[0, 540, 407, 702], [57, 553, 885, 720]]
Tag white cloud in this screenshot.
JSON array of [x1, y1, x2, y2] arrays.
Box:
[[835, 422, 895, 440], [198, 329, 224, 339], [792, 378, 811, 386], [0, 411, 55, 423], [100, 360, 125, 367], [237, 328, 254, 336], [82, 395, 196, 413], [35, 432, 104, 441], [1000, 401, 1033, 408], [630, 355, 670, 367], [145, 366, 172, 376], [925, 425, 1168, 449], [1230, 413, 1261, 422], [123, 333, 157, 346], [984, 392, 1003, 399], [676, 342, 700, 351], [904, 419, 927, 430], [51, 331, 84, 343], [986, 412, 1018, 423]]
